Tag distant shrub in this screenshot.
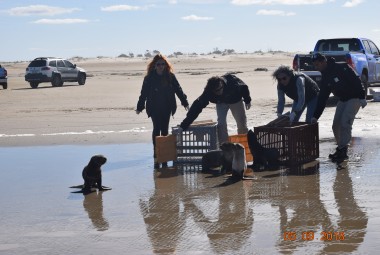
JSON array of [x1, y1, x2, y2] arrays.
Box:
[[254, 67, 268, 72]]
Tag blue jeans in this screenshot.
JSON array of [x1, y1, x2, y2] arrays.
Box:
[[292, 96, 318, 123]]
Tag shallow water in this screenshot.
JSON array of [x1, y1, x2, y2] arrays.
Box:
[[0, 139, 379, 255]]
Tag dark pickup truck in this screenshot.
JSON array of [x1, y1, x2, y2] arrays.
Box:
[[293, 38, 380, 95]]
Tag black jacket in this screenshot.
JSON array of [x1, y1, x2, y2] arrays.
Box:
[[278, 73, 319, 103], [136, 72, 189, 117], [180, 73, 251, 130], [313, 58, 365, 119]]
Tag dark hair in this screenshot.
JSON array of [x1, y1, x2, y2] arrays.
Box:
[[272, 65, 294, 81], [205, 76, 223, 93], [311, 53, 326, 62]]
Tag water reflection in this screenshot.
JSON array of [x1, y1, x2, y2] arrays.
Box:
[[139, 158, 369, 254], [139, 167, 185, 254], [184, 178, 253, 254], [322, 168, 368, 253], [275, 161, 333, 253], [83, 191, 109, 231], [274, 160, 368, 253]]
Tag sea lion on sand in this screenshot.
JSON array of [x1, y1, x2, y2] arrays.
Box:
[[70, 154, 111, 194]]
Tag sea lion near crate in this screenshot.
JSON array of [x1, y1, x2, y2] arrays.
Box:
[[221, 142, 249, 180], [247, 130, 280, 171], [201, 142, 237, 175], [201, 149, 225, 174]]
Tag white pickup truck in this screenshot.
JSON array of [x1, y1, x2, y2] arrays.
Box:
[[0, 64, 7, 89]]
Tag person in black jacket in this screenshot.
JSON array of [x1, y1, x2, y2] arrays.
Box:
[[179, 73, 251, 143], [272, 65, 319, 123], [311, 53, 367, 164], [136, 54, 189, 168]]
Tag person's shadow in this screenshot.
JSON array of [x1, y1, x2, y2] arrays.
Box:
[[183, 178, 254, 254], [274, 161, 368, 253], [322, 168, 368, 253], [83, 191, 109, 231], [139, 167, 185, 254], [275, 162, 334, 252]]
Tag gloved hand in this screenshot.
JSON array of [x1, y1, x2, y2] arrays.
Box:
[[310, 117, 318, 124], [289, 112, 296, 122], [245, 103, 251, 110], [360, 99, 367, 109], [176, 126, 183, 133], [184, 105, 189, 111], [135, 110, 141, 115]]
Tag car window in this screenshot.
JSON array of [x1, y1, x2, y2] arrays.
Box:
[[363, 40, 372, 53], [64, 60, 75, 68], [49, 60, 57, 67], [368, 40, 380, 55], [28, 60, 47, 67], [317, 39, 358, 52], [57, 60, 65, 68]]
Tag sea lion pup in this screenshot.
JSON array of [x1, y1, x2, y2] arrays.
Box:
[[219, 142, 235, 174], [231, 143, 247, 179], [201, 149, 224, 173], [82, 155, 110, 193], [220, 142, 247, 179], [247, 130, 280, 170]]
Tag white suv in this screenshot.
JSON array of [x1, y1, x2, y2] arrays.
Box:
[[25, 57, 86, 88]]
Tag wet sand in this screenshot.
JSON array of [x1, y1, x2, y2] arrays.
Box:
[[1, 54, 380, 254], [0, 138, 379, 254]]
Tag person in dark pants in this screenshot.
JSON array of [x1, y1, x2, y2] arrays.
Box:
[[179, 73, 251, 144], [272, 65, 320, 123], [136, 54, 189, 168], [311, 53, 367, 164]]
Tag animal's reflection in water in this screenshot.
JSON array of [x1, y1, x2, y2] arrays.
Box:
[[83, 191, 109, 231]]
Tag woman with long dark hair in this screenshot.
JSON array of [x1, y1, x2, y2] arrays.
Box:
[[136, 54, 189, 168]]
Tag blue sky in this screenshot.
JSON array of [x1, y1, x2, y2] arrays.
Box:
[[1, 0, 379, 62]]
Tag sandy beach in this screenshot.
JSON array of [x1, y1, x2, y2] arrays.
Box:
[[1, 54, 380, 254]]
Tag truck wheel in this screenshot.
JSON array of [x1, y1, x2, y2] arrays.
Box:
[[2, 83, 7, 89], [78, 72, 86, 85], [30, 82, 39, 89], [360, 73, 368, 98], [52, 75, 63, 87]]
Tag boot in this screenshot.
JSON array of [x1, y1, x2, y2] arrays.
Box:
[[154, 157, 160, 169], [334, 146, 348, 164], [329, 147, 339, 160]]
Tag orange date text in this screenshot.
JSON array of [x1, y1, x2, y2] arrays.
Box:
[[283, 231, 345, 241]]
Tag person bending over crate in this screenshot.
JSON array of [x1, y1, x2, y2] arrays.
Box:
[[178, 73, 252, 143], [311, 53, 367, 164]]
